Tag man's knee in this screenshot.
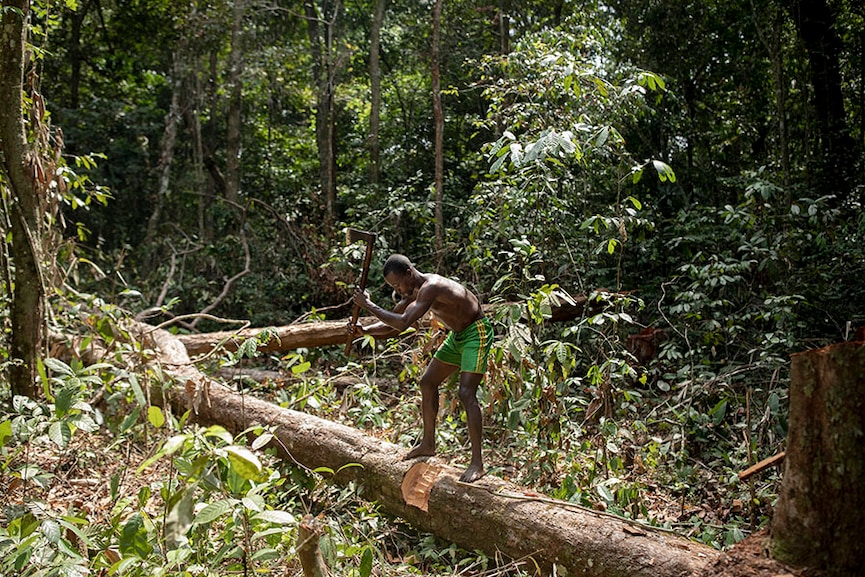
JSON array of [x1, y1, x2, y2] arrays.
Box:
[[458, 378, 481, 406]]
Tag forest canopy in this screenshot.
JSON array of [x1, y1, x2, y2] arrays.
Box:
[[1, 0, 863, 574]]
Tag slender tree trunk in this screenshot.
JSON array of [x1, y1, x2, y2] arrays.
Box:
[[225, 0, 247, 205], [305, 0, 339, 223], [431, 0, 444, 267], [367, 0, 387, 185], [1, 0, 45, 398], [498, 0, 509, 55], [770, 342, 865, 574], [67, 0, 90, 109], [146, 50, 184, 245], [782, 0, 857, 199]]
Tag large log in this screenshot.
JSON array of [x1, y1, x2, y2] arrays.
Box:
[[141, 323, 718, 577], [770, 341, 865, 574], [177, 294, 609, 357], [177, 319, 368, 356]]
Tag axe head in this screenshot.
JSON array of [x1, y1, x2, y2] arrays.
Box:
[[346, 228, 377, 245]]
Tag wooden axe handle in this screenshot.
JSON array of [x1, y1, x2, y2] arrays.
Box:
[[345, 239, 376, 355]]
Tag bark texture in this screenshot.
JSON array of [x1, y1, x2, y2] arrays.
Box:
[[176, 318, 378, 356], [176, 294, 609, 357], [140, 323, 719, 577], [770, 341, 865, 574], [1, 0, 45, 398]]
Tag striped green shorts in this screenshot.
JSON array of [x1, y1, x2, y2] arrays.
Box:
[[433, 317, 493, 374]]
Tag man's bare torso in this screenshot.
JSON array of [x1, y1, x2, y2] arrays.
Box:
[[405, 274, 483, 333]]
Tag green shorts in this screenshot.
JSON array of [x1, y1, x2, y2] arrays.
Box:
[[433, 317, 493, 374]]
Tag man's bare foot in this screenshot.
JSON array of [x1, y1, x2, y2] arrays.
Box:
[[404, 444, 436, 460], [459, 463, 485, 483]]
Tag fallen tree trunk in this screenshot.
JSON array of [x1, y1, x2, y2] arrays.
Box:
[[140, 323, 718, 577], [178, 294, 609, 357], [177, 318, 368, 356]]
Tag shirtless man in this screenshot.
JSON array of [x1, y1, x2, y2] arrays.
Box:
[[350, 254, 493, 483]]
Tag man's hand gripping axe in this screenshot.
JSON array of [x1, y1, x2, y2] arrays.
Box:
[[344, 228, 377, 355]]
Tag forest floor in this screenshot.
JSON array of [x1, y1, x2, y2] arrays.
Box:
[[698, 530, 821, 577], [5, 415, 822, 577]]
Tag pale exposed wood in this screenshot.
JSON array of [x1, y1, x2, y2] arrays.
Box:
[[137, 322, 719, 577]]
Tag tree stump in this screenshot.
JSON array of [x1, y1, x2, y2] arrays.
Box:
[[770, 341, 865, 574], [297, 515, 329, 577]]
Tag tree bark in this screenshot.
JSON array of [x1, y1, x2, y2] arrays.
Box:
[[1, 0, 45, 398], [781, 0, 858, 199], [367, 0, 387, 185], [145, 48, 184, 245], [431, 0, 444, 267], [305, 0, 339, 222], [297, 515, 329, 577], [225, 0, 247, 205], [175, 293, 607, 357], [770, 341, 865, 575], [139, 323, 719, 577], [176, 318, 375, 356]]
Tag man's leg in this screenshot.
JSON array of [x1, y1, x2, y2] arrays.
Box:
[[405, 358, 457, 459], [458, 371, 485, 482]]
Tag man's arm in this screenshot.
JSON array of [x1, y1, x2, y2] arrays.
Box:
[[354, 285, 435, 332], [353, 294, 408, 337]]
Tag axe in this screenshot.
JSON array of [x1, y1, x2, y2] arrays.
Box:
[[344, 228, 377, 355]]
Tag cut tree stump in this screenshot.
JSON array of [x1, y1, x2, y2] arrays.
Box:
[[770, 341, 865, 575], [137, 322, 718, 577]]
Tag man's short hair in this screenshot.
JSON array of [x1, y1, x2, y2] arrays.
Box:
[[383, 254, 412, 277]]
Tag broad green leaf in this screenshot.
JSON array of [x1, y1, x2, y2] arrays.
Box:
[[164, 490, 195, 550], [41, 519, 61, 544], [128, 374, 146, 408], [48, 420, 72, 448], [147, 406, 165, 428], [251, 548, 280, 562], [53, 385, 77, 417], [652, 159, 676, 183], [194, 499, 236, 525], [44, 358, 75, 377], [119, 514, 153, 558], [225, 445, 262, 480], [253, 510, 296, 525], [251, 432, 273, 450], [0, 420, 12, 448], [291, 361, 311, 375], [360, 546, 374, 577], [204, 425, 233, 444], [597, 484, 614, 502]]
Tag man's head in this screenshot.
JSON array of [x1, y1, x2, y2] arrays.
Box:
[[383, 254, 412, 278], [383, 254, 415, 297]]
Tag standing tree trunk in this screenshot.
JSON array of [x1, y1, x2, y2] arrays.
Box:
[[225, 0, 247, 205], [1, 0, 45, 398], [431, 0, 444, 267], [146, 48, 185, 245], [305, 0, 340, 223], [770, 341, 865, 574], [367, 0, 387, 185], [781, 0, 858, 200]]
